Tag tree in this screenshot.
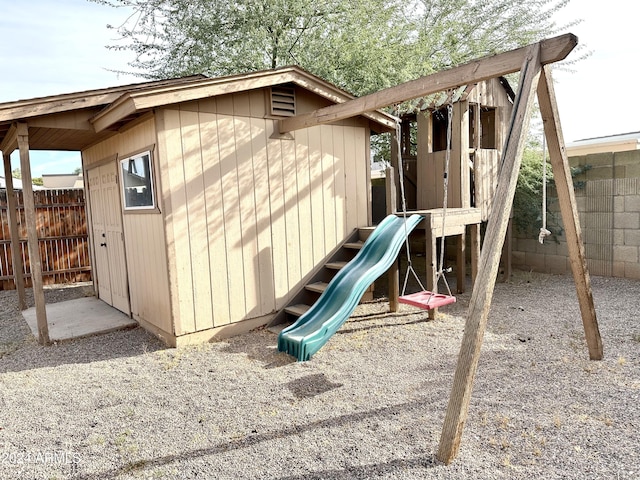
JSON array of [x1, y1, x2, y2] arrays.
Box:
[[91, 0, 572, 97]]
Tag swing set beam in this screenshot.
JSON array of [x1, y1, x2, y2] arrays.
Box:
[[279, 34, 577, 133]]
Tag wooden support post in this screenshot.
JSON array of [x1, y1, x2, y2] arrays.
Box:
[[2, 152, 27, 310], [456, 232, 466, 294], [386, 167, 399, 312], [537, 66, 603, 360], [16, 123, 49, 345], [426, 228, 437, 320], [501, 217, 513, 282], [470, 224, 480, 288], [437, 45, 542, 464]]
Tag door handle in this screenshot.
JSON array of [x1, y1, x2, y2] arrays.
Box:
[[100, 242, 107, 247]]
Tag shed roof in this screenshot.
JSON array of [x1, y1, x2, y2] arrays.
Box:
[[0, 67, 395, 153]]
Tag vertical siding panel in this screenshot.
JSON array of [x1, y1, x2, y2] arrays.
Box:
[[282, 134, 302, 290], [295, 128, 314, 277], [265, 121, 289, 309], [354, 127, 369, 227], [201, 112, 231, 326], [218, 114, 247, 320], [332, 125, 346, 239], [233, 92, 251, 117], [180, 109, 214, 331], [307, 127, 326, 266], [343, 127, 358, 229], [320, 125, 337, 249], [250, 118, 276, 315], [163, 110, 195, 334], [234, 116, 260, 317]]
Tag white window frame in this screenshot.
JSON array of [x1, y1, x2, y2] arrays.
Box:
[[119, 150, 157, 212]]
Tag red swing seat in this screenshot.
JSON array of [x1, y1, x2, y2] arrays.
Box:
[[398, 290, 456, 310]]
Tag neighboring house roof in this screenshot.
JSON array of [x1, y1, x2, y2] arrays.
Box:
[[0, 67, 395, 153], [0, 175, 45, 190], [566, 132, 640, 157], [42, 173, 84, 189]]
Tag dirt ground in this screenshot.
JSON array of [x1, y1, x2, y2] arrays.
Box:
[[0, 271, 638, 479]]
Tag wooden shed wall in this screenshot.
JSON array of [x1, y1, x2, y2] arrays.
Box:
[[156, 89, 371, 336], [82, 119, 173, 334]]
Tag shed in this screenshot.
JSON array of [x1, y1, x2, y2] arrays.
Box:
[[0, 67, 395, 346]]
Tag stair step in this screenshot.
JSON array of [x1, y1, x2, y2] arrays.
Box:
[[325, 261, 348, 270], [305, 281, 328, 293], [358, 227, 376, 242], [344, 241, 364, 250], [284, 304, 311, 317]]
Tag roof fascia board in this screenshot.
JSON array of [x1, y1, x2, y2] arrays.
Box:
[[91, 67, 395, 132], [0, 76, 208, 124]]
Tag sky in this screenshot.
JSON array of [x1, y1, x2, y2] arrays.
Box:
[[0, 0, 637, 178]]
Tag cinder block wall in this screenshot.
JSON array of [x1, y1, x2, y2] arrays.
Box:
[[512, 150, 640, 279]]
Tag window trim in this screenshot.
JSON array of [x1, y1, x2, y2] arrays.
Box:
[[119, 148, 159, 213]]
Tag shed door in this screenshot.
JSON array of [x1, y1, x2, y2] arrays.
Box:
[[87, 162, 130, 315]]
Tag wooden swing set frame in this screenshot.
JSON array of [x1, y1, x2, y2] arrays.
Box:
[[280, 33, 603, 464]]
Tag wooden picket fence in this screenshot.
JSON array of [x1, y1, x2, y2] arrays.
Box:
[[0, 189, 92, 290]]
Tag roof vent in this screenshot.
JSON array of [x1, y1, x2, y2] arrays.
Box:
[[270, 86, 296, 117]]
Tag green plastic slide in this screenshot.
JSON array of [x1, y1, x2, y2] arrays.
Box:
[[278, 213, 423, 361]]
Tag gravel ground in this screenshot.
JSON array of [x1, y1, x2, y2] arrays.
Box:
[[0, 272, 638, 479]]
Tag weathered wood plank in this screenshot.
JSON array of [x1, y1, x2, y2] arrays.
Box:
[[280, 34, 576, 133], [385, 167, 399, 312], [16, 122, 49, 344], [537, 65, 603, 360], [2, 152, 26, 308], [437, 44, 542, 464]]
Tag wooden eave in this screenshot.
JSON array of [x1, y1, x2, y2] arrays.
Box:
[[90, 67, 397, 133], [0, 75, 206, 152]]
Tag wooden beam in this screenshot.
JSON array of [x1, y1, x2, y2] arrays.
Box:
[[0, 123, 18, 153], [16, 122, 50, 345], [437, 44, 542, 464], [2, 152, 26, 309], [280, 34, 577, 133], [537, 66, 603, 360]]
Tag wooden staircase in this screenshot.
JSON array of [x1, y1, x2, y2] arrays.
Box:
[[268, 227, 376, 327]]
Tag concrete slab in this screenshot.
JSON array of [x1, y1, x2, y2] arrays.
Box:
[[22, 297, 137, 342]]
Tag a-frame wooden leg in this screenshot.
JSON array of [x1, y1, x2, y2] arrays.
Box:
[[537, 66, 603, 360], [437, 45, 542, 464]]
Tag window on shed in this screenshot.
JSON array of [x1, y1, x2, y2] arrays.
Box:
[[270, 86, 296, 116], [120, 150, 156, 211]]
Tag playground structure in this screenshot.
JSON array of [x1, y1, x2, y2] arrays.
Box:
[[276, 33, 603, 463], [0, 33, 603, 464]]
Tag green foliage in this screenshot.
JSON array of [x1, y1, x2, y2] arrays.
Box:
[[91, 0, 572, 96], [513, 148, 555, 237], [11, 168, 21, 179], [513, 145, 590, 241]]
